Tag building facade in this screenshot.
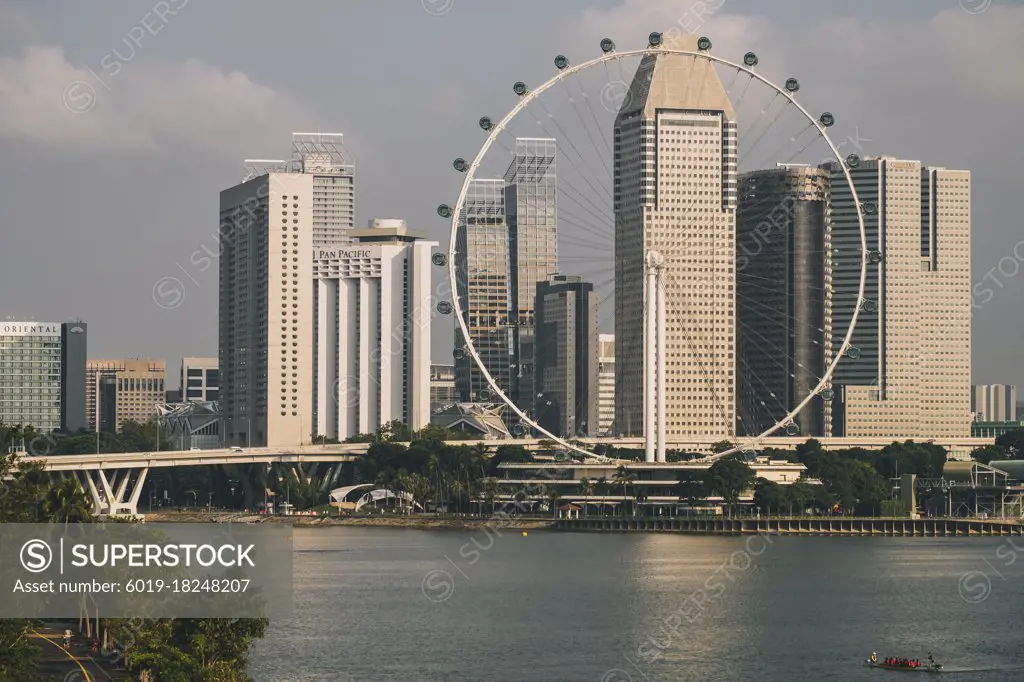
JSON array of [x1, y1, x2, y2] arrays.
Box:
[[504, 138, 558, 409], [219, 171, 314, 448], [86, 359, 166, 433], [0, 322, 62, 432], [737, 166, 829, 437], [534, 275, 599, 438], [455, 179, 512, 402], [827, 157, 971, 438], [180, 357, 219, 403], [312, 219, 435, 440], [430, 364, 457, 412], [972, 384, 1018, 422], [614, 33, 738, 439], [60, 322, 87, 433], [597, 334, 615, 436]]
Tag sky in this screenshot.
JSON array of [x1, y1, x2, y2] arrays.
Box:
[[0, 0, 1022, 390]]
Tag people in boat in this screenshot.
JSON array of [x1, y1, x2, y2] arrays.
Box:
[[870, 653, 878, 663]]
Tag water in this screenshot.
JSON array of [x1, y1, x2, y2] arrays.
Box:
[[250, 528, 1024, 681]]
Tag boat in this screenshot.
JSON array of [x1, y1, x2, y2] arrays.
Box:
[[866, 656, 942, 673]]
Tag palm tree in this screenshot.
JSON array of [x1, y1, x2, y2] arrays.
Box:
[[546, 485, 560, 518], [595, 476, 609, 517], [44, 478, 92, 524], [480, 477, 500, 516], [577, 477, 594, 518], [613, 465, 636, 518]]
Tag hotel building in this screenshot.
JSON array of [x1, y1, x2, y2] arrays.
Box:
[[312, 219, 435, 440], [179, 357, 219, 403], [86, 359, 166, 432], [0, 322, 62, 433], [826, 157, 971, 438]]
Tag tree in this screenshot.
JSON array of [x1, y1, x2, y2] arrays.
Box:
[[675, 469, 707, 507], [43, 477, 92, 523], [971, 444, 1006, 465], [577, 477, 594, 517], [613, 465, 636, 518], [752, 479, 786, 515], [995, 429, 1024, 459], [709, 440, 734, 454], [706, 458, 755, 516]]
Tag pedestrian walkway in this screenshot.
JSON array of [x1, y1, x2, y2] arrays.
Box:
[[31, 624, 133, 681]]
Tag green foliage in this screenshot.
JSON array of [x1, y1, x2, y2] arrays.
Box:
[[706, 458, 755, 511], [675, 469, 708, 505], [108, 617, 269, 682], [995, 429, 1024, 458], [971, 444, 1007, 465]]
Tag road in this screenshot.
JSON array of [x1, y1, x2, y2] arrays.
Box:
[[31, 625, 131, 681]]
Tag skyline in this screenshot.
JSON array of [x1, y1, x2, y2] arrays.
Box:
[[0, 1, 1022, 388]]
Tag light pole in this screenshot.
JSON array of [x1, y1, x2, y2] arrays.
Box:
[[207, 492, 213, 510]]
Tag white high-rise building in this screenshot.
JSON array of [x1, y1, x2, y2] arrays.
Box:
[[220, 133, 352, 448], [827, 157, 971, 438], [972, 384, 1017, 422], [614, 33, 738, 443], [219, 172, 314, 448], [313, 219, 436, 440], [597, 334, 615, 436]]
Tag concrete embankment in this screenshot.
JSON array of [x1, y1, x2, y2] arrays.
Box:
[[554, 516, 1024, 536]]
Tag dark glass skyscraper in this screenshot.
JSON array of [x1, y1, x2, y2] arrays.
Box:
[[736, 166, 829, 437]]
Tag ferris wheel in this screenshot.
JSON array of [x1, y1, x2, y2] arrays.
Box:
[[435, 33, 870, 462]]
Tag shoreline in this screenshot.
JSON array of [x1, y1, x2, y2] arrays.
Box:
[[138, 512, 1023, 536]]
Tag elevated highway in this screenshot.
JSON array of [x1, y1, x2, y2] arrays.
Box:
[[11, 435, 991, 517]]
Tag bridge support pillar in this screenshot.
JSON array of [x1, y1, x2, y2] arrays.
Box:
[[77, 468, 149, 517]]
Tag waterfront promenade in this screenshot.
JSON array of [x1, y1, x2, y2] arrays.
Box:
[[555, 515, 1024, 536]]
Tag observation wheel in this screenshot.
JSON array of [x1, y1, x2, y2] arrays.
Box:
[[434, 33, 871, 462]]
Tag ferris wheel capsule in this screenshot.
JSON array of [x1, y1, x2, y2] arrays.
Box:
[[785, 78, 800, 92], [431, 253, 447, 267], [697, 36, 712, 51], [862, 201, 877, 215], [868, 250, 883, 264], [453, 157, 468, 172], [436, 301, 453, 315], [600, 38, 615, 53], [554, 54, 569, 70], [479, 116, 493, 131], [820, 388, 835, 401], [846, 346, 862, 360], [437, 204, 452, 218], [513, 81, 528, 97], [648, 32, 663, 48], [819, 112, 835, 127], [743, 52, 758, 67], [846, 153, 861, 168]]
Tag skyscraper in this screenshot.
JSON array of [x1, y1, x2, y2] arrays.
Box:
[[504, 138, 558, 409], [60, 321, 87, 433], [221, 133, 352, 447], [454, 179, 511, 402], [826, 157, 971, 438], [219, 172, 314, 448], [737, 166, 829, 437], [614, 34, 738, 440], [312, 219, 435, 440], [534, 275, 599, 437]]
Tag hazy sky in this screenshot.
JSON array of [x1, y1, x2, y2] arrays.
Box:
[[1, 0, 1021, 390]]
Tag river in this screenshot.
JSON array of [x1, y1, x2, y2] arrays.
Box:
[[249, 527, 1024, 681]]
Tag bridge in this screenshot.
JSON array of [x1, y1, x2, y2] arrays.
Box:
[[12, 435, 992, 517]]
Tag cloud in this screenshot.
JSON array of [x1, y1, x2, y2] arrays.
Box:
[[0, 45, 313, 157]]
